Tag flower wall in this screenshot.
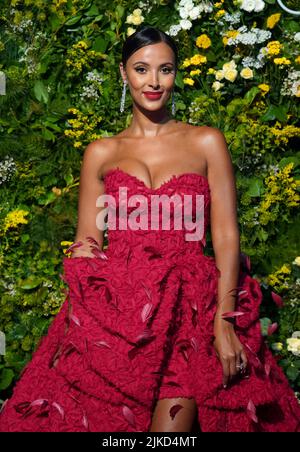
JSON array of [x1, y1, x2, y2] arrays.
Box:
[[0, 0, 299, 402]]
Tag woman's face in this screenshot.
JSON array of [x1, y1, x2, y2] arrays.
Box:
[[119, 41, 176, 112]]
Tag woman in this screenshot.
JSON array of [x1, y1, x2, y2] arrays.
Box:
[[0, 26, 299, 432]]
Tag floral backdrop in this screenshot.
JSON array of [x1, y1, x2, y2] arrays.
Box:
[[0, 0, 299, 406]]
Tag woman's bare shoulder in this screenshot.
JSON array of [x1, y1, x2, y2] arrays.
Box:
[[81, 137, 118, 177]]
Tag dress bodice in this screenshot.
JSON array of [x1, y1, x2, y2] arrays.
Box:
[[102, 168, 211, 256]]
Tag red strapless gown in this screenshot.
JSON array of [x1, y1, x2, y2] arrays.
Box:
[[0, 168, 299, 432]]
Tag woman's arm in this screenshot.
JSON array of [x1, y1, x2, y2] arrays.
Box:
[[201, 127, 241, 332], [199, 127, 247, 387], [71, 139, 111, 258]]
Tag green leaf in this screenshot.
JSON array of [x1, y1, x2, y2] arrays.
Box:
[[116, 5, 125, 20], [85, 5, 99, 16], [244, 87, 260, 105], [278, 156, 299, 170], [33, 81, 49, 104], [92, 37, 109, 53], [260, 317, 271, 336], [21, 234, 30, 244], [175, 71, 184, 89], [247, 178, 264, 197], [286, 365, 299, 381], [260, 104, 288, 122], [64, 170, 74, 186], [64, 15, 82, 26], [42, 128, 56, 141], [19, 277, 43, 290], [0, 369, 14, 390]]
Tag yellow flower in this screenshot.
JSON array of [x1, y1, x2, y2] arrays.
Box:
[[266, 41, 282, 56], [181, 58, 191, 68], [295, 56, 300, 64], [190, 69, 201, 76], [215, 9, 225, 19], [190, 54, 207, 65], [208, 68, 216, 75], [183, 77, 194, 86], [3, 209, 29, 233], [273, 57, 291, 66], [266, 13, 281, 29], [271, 342, 283, 352], [222, 30, 239, 46], [258, 83, 270, 93], [196, 34, 211, 49], [240, 67, 253, 79], [61, 240, 74, 255]]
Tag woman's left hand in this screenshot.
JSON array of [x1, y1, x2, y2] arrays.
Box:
[[213, 326, 248, 388]]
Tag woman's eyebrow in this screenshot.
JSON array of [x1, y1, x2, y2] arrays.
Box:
[[132, 61, 174, 66]]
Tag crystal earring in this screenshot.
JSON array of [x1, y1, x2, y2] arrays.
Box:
[[171, 90, 176, 116], [120, 80, 127, 113]]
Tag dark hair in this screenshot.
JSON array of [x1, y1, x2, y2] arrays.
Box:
[[121, 26, 178, 72]]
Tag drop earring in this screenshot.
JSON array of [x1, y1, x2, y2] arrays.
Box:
[[120, 80, 127, 113], [171, 90, 176, 116]]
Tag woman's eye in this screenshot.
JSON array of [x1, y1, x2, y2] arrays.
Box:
[[135, 67, 173, 73]]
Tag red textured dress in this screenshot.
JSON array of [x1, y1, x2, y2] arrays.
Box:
[[0, 168, 300, 432]]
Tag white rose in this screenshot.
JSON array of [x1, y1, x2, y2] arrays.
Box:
[[254, 0, 265, 12], [179, 8, 189, 19], [127, 27, 136, 37], [212, 81, 224, 91], [215, 70, 224, 81], [131, 14, 144, 25], [189, 6, 201, 20], [293, 256, 300, 266], [179, 19, 193, 30], [240, 0, 256, 12], [223, 68, 238, 82], [294, 32, 300, 42], [287, 338, 300, 356], [132, 8, 142, 16], [126, 14, 134, 24], [240, 67, 254, 79], [183, 0, 194, 12]]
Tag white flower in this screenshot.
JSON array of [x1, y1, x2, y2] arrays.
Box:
[[254, 0, 265, 12], [240, 0, 256, 12], [293, 257, 300, 267], [294, 32, 300, 42], [179, 19, 193, 30], [127, 27, 136, 37], [168, 24, 182, 37], [240, 0, 265, 12], [179, 8, 190, 19], [287, 337, 300, 356], [179, 0, 194, 12], [189, 6, 201, 20], [292, 331, 300, 338], [212, 81, 224, 91]]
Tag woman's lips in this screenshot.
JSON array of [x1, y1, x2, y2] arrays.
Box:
[[143, 92, 163, 100]]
